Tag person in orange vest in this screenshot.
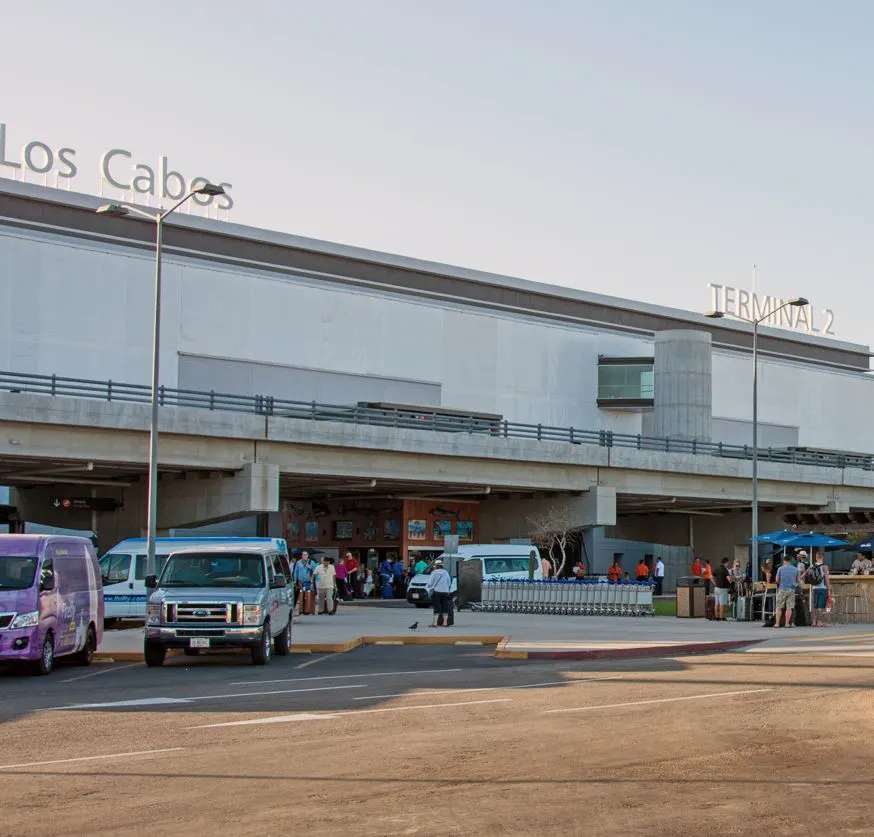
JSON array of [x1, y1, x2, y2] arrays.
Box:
[[635, 559, 650, 580], [690, 556, 703, 577], [608, 559, 622, 582], [702, 559, 714, 581]]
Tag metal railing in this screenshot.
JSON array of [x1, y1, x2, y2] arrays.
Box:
[[0, 369, 871, 471]]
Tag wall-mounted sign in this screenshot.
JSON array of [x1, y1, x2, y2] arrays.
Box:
[[708, 284, 835, 336], [0, 122, 233, 214], [51, 496, 120, 512]]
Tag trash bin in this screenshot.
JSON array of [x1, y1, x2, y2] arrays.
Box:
[[676, 576, 706, 618]]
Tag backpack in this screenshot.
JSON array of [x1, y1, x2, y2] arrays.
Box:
[[807, 564, 824, 586]]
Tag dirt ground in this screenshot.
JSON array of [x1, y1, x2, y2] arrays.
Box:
[[3, 646, 874, 836]]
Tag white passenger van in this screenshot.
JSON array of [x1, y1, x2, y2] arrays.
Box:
[[99, 537, 288, 625], [406, 543, 542, 608]]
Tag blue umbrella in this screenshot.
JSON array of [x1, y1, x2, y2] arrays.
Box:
[[778, 532, 849, 549], [753, 529, 798, 544], [854, 538, 874, 551]]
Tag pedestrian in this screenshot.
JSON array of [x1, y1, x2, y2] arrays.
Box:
[[653, 556, 665, 596], [635, 558, 649, 581], [345, 552, 359, 598], [414, 555, 428, 576], [541, 555, 553, 579], [314, 556, 336, 615], [292, 551, 316, 613], [572, 559, 586, 579], [379, 556, 393, 599], [774, 554, 800, 628], [363, 568, 375, 598], [608, 558, 622, 582], [851, 552, 872, 575], [690, 556, 703, 577], [426, 558, 452, 628], [713, 558, 731, 621], [335, 557, 348, 601], [805, 552, 831, 627]]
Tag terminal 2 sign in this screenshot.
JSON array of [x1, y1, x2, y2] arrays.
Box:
[[0, 122, 233, 212], [708, 284, 836, 337]]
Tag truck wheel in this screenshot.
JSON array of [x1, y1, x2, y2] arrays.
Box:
[[274, 614, 292, 656], [144, 641, 166, 667], [34, 632, 55, 676], [104, 618, 119, 630], [73, 625, 96, 666], [251, 623, 271, 665]]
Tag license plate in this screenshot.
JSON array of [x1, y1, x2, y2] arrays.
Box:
[[411, 591, 421, 599], [190, 638, 210, 648]]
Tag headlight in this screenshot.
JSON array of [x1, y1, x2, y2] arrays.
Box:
[[146, 604, 162, 625], [11, 611, 39, 629], [242, 605, 263, 625]]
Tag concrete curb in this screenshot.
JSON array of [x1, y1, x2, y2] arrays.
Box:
[[495, 639, 762, 661], [94, 634, 504, 663]]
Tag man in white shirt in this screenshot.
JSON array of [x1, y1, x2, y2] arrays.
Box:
[[653, 557, 665, 596], [426, 559, 452, 627], [314, 557, 336, 615]]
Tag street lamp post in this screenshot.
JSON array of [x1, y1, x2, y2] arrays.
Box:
[[705, 296, 808, 587], [96, 184, 226, 578]]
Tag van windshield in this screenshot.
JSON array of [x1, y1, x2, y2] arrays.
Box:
[[159, 553, 265, 588], [0, 556, 39, 590], [482, 556, 533, 575]]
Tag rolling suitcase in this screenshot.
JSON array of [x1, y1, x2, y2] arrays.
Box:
[[300, 589, 315, 616], [705, 595, 716, 621], [734, 596, 751, 622]]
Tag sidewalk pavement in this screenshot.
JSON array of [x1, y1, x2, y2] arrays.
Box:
[[95, 606, 870, 662]]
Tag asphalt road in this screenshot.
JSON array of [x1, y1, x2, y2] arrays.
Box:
[[3, 644, 874, 836]]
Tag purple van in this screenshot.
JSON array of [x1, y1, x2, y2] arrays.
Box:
[[0, 535, 104, 675]]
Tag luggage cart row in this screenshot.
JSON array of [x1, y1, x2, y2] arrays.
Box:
[[473, 579, 655, 616]]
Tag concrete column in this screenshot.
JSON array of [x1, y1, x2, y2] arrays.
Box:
[[652, 330, 712, 441]]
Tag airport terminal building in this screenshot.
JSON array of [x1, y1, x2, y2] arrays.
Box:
[[1, 179, 872, 581]]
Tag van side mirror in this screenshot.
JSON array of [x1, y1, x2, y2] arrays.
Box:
[[145, 575, 158, 590], [270, 574, 287, 589]]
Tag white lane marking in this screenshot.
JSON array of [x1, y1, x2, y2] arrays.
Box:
[[544, 688, 773, 714], [353, 676, 622, 701], [49, 697, 193, 710], [61, 662, 141, 683], [190, 698, 513, 729], [47, 684, 365, 711], [295, 653, 341, 670], [0, 747, 184, 771], [229, 668, 462, 686]]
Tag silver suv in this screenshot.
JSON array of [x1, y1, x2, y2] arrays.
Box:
[[144, 545, 293, 667]]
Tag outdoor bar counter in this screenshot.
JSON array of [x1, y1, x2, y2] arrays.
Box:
[[755, 575, 874, 624]]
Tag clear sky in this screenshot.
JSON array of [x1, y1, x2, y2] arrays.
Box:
[[3, 1, 873, 345]]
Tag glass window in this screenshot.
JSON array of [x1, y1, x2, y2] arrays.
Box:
[[597, 364, 654, 401], [482, 556, 533, 574], [40, 559, 55, 590], [0, 556, 38, 590], [135, 554, 167, 580], [98, 553, 132, 584], [159, 552, 266, 588]]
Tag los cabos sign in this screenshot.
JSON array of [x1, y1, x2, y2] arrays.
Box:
[[0, 122, 233, 212], [708, 284, 836, 337]]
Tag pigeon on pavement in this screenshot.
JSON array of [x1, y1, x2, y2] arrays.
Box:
[[408, 621, 418, 631]]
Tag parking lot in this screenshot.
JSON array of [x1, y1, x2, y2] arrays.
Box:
[[3, 643, 874, 836]]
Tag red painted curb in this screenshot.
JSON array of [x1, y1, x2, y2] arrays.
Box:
[[522, 639, 761, 661]]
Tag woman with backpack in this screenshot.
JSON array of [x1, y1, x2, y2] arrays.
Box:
[[805, 552, 830, 627]]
